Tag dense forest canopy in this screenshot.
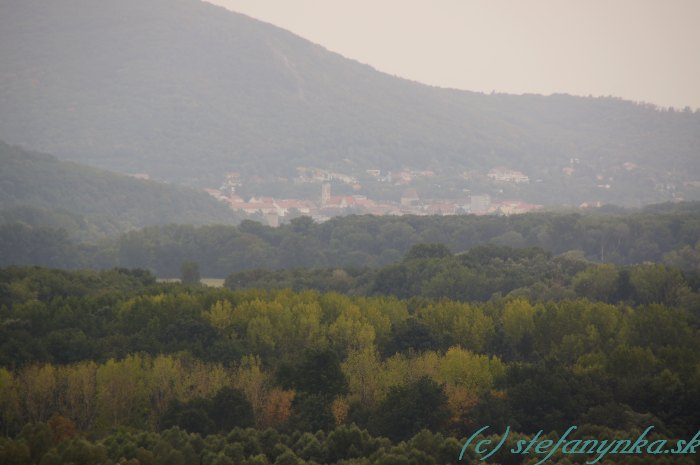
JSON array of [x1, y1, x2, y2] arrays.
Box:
[[0, 265, 698, 464], [4, 202, 700, 276], [2, 201, 699, 464], [224, 244, 700, 305]]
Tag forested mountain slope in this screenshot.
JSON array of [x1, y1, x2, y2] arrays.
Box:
[[1, 0, 699, 205], [0, 141, 238, 238]]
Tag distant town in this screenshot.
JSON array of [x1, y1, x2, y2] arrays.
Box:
[[200, 166, 544, 227]]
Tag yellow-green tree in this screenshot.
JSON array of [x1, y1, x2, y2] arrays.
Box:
[[418, 300, 494, 352], [0, 367, 21, 434], [329, 306, 376, 354], [501, 299, 536, 351], [20, 364, 56, 423], [203, 299, 236, 339], [57, 361, 97, 431], [146, 355, 188, 426], [95, 355, 149, 429], [342, 347, 383, 407]]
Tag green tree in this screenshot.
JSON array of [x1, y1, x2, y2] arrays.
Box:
[[501, 299, 536, 355], [370, 376, 449, 442], [180, 261, 200, 285], [629, 264, 689, 305], [404, 243, 451, 261], [208, 386, 255, 432], [382, 317, 439, 356], [160, 398, 214, 435], [288, 393, 336, 432], [279, 348, 348, 397], [572, 264, 620, 302]]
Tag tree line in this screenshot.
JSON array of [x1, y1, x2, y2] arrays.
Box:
[[224, 244, 700, 306], [3, 421, 692, 465], [3, 203, 700, 276]]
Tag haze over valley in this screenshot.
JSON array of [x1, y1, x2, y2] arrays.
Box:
[[3, 2, 700, 462], [1, 0, 699, 221]]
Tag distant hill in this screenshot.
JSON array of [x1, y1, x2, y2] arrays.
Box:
[[0, 141, 238, 239], [1, 0, 699, 206]]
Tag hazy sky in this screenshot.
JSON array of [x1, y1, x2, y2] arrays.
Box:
[[205, 0, 700, 110]]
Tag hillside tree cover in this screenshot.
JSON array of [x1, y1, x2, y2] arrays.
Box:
[[0, 141, 240, 243], [1, 0, 699, 205]]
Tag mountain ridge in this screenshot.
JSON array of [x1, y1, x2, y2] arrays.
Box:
[[1, 0, 699, 206], [0, 140, 239, 239]]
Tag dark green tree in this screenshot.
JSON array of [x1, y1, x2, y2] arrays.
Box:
[[404, 243, 452, 261], [279, 348, 348, 397], [208, 387, 255, 432], [160, 399, 213, 435], [287, 393, 336, 432], [180, 261, 200, 285], [381, 317, 439, 356], [370, 376, 449, 442]]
